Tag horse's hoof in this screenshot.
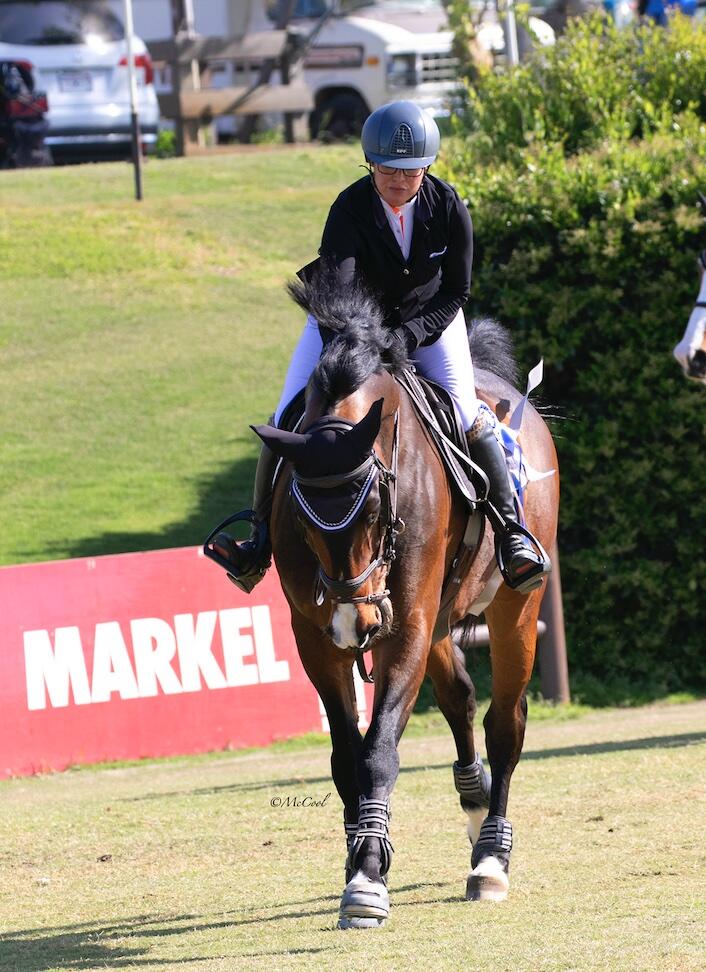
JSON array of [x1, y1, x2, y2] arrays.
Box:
[[338, 870, 389, 929], [337, 914, 387, 930], [465, 855, 509, 902]]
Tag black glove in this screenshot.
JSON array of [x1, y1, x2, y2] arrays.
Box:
[[391, 325, 416, 355]]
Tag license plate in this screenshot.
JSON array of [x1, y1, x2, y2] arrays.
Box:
[[58, 70, 93, 93]]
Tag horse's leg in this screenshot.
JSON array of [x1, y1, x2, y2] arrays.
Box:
[[339, 625, 431, 929], [426, 635, 491, 844], [291, 614, 364, 866], [466, 585, 543, 902]]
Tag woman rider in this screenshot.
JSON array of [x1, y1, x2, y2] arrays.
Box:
[[213, 101, 549, 594]]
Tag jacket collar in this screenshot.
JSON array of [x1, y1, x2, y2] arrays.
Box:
[[370, 174, 434, 264], [415, 175, 435, 226]]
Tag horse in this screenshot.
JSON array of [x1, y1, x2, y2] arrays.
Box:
[[673, 192, 706, 383], [673, 246, 706, 383], [254, 274, 560, 929]]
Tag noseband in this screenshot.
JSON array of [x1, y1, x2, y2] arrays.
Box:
[[291, 411, 403, 608]]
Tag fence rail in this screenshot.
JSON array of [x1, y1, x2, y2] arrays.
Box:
[[146, 30, 313, 149]]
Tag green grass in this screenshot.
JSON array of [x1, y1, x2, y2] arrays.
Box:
[[1, 700, 704, 971], [0, 147, 361, 566]]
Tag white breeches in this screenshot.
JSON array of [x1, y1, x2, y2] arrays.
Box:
[[274, 308, 479, 430]]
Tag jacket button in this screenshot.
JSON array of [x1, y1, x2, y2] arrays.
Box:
[[403, 268, 410, 275]]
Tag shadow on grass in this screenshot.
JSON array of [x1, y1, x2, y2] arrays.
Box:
[[0, 908, 331, 971], [41, 454, 258, 561], [2, 882, 459, 969], [118, 730, 706, 804], [0, 913, 212, 971]]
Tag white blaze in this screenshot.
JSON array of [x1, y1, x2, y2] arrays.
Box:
[[330, 604, 359, 649]]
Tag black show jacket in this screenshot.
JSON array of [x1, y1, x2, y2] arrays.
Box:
[[300, 172, 473, 351]]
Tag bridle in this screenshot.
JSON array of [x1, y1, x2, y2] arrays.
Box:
[[696, 250, 706, 310], [290, 411, 404, 609]]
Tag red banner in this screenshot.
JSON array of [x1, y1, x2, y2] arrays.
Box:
[[0, 547, 373, 779]]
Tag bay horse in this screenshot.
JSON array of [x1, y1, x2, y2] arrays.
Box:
[[255, 274, 559, 928], [674, 191, 706, 383]]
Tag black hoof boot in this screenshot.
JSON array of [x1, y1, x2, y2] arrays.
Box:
[[466, 815, 512, 902]]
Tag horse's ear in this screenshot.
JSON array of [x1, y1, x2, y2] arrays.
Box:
[[698, 191, 706, 217], [346, 398, 384, 454], [251, 425, 310, 461]]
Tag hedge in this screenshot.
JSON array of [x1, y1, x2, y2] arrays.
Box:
[[438, 15, 706, 701]]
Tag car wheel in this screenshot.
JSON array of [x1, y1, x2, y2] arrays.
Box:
[[312, 93, 368, 142]]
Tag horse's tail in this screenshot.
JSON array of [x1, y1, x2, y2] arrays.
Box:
[[467, 317, 520, 389]]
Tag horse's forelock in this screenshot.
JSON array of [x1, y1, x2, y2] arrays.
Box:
[[288, 270, 408, 407]]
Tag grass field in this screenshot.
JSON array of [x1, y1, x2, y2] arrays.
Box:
[[0, 147, 361, 567], [1, 700, 704, 971]]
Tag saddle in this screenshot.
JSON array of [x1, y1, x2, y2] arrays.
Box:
[[394, 369, 488, 509]]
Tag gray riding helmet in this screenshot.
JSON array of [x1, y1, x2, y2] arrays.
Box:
[[361, 100, 440, 169]]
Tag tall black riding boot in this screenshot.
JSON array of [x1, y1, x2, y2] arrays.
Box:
[[212, 431, 278, 594], [466, 412, 551, 594]]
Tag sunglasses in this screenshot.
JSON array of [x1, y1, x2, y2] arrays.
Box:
[[374, 164, 426, 178]]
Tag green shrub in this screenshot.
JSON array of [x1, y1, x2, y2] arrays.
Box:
[[459, 14, 706, 163], [154, 129, 176, 158], [439, 16, 706, 699]]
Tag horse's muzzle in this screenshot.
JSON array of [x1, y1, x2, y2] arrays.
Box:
[[326, 597, 393, 651], [687, 350, 706, 381]]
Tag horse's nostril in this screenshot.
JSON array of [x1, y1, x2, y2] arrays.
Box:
[[688, 351, 706, 378]]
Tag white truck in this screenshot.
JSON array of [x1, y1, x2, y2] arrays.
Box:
[[123, 0, 553, 139], [254, 0, 462, 138]]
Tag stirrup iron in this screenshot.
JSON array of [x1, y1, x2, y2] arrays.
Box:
[[484, 502, 551, 594], [203, 510, 270, 593]]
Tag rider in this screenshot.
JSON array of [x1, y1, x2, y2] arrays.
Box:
[[213, 100, 549, 594]]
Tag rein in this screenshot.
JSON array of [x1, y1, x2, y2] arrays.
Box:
[[292, 411, 403, 610]]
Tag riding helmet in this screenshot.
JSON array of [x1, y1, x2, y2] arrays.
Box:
[[361, 100, 440, 169]]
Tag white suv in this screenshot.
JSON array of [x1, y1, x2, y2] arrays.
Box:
[[0, 0, 159, 160]]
